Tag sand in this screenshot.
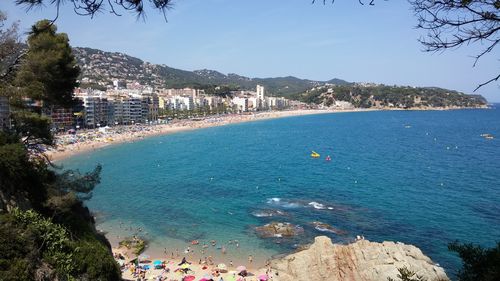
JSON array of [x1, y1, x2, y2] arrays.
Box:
[[114, 245, 272, 281]]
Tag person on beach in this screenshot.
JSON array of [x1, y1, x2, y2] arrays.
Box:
[[178, 257, 190, 266], [248, 255, 253, 263], [229, 260, 233, 267]]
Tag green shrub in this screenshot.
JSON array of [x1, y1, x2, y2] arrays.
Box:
[[72, 240, 121, 281]]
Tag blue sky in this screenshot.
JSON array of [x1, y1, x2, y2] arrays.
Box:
[[3, 0, 499, 102]]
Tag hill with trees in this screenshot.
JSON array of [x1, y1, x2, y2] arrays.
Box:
[[293, 84, 488, 109], [73, 47, 350, 96]]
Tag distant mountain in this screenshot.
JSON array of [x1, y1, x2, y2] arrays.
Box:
[[73, 47, 350, 96]]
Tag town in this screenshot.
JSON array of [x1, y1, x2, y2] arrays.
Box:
[[1, 83, 294, 132]]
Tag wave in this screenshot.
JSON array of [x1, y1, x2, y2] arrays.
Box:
[[266, 198, 301, 208], [308, 201, 326, 210], [251, 209, 288, 218], [314, 226, 337, 233], [267, 198, 338, 211]]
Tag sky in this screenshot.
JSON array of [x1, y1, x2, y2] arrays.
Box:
[[2, 0, 499, 102]]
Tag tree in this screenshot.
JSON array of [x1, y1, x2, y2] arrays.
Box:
[[15, 0, 174, 19], [0, 19, 120, 280], [448, 241, 500, 281], [14, 20, 80, 110], [312, 0, 384, 5], [0, 11, 21, 84], [409, 0, 499, 91]]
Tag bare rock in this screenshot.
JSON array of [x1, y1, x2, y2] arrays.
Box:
[[263, 236, 449, 281], [255, 222, 304, 238]]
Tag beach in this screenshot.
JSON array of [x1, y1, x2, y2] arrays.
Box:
[[113, 240, 273, 281], [47, 109, 369, 162]]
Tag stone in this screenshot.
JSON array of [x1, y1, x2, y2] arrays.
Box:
[[255, 222, 304, 238], [262, 236, 449, 281]]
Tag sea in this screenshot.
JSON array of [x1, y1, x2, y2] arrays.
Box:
[[59, 107, 500, 277]]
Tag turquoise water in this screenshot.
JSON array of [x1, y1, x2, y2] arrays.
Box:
[[60, 108, 500, 276]]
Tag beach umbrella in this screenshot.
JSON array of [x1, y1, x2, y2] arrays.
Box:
[[236, 265, 246, 272], [183, 276, 196, 281], [217, 263, 227, 271], [153, 260, 162, 269], [258, 274, 269, 281]]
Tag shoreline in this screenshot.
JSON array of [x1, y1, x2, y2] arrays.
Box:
[[47, 106, 485, 162], [47, 109, 359, 162]]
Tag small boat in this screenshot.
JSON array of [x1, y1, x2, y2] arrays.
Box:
[[481, 133, 494, 139], [311, 151, 320, 158], [325, 155, 331, 161]]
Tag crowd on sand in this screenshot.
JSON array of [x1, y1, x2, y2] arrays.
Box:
[[113, 241, 277, 281]]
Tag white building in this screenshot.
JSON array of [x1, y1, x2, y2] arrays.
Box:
[[232, 97, 248, 112], [256, 85, 265, 100]]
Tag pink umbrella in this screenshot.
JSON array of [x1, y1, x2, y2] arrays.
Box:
[[258, 274, 269, 281], [183, 276, 196, 281], [236, 265, 246, 272]]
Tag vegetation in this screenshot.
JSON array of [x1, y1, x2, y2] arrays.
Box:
[[72, 46, 348, 97], [294, 84, 487, 108], [119, 237, 147, 256], [409, 0, 499, 91], [14, 20, 80, 109], [0, 17, 120, 280], [448, 241, 500, 281], [387, 267, 431, 281]]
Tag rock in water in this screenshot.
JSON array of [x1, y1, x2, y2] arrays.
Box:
[[263, 236, 449, 281], [255, 222, 304, 238], [311, 221, 347, 235]]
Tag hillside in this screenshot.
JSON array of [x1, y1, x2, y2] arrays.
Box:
[[73, 47, 487, 108], [73, 47, 350, 96], [293, 84, 488, 108]]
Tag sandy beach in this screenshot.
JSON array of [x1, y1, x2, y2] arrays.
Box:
[[47, 109, 372, 162], [114, 243, 273, 281]]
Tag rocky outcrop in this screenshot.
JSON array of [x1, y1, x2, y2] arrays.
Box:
[[255, 222, 304, 238], [264, 236, 449, 281]]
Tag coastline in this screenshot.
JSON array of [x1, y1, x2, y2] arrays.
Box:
[[53, 105, 490, 281], [48, 106, 488, 162], [48, 109, 363, 162]]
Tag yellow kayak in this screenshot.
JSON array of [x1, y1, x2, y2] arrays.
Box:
[[311, 151, 320, 158]]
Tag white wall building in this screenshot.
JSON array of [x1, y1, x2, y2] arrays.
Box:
[[232, 97, 248, 112], [256, 85, 265, 100]]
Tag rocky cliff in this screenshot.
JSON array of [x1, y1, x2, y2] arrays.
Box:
[[265, 236, 449, 281]]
